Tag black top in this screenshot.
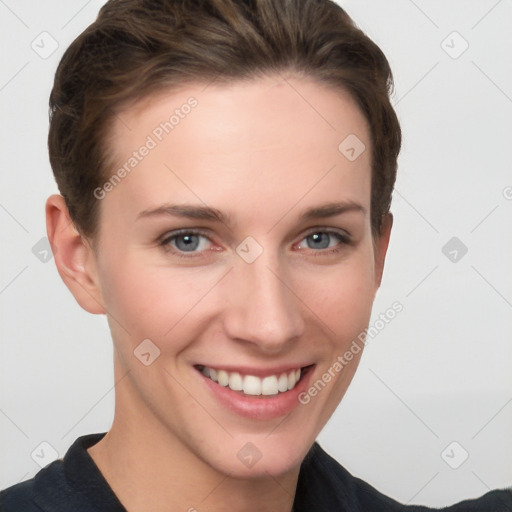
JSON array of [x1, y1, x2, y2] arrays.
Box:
[[1, 433, 511, 511]]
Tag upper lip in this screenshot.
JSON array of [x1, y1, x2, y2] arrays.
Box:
[[194, 363, 315, 378]]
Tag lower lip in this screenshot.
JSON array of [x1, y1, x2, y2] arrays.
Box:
[[198, 366, 315, 420]]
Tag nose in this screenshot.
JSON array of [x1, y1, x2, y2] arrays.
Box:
[[222, 252, 306, 354]]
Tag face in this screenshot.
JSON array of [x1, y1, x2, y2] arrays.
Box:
[[84, 75, 390, 477]]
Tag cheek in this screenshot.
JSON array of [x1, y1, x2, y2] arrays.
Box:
[[97, 254, 223, 349], [303, 254, 376, 339]]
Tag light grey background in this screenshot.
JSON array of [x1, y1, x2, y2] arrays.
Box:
[[1, 0, 511, 507]]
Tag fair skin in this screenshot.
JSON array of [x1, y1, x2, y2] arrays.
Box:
[[47, 74, 392, 512]]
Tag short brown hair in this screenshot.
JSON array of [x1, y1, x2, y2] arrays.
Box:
[[48, 0, 401, 238]]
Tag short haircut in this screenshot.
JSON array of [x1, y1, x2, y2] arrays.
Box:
[[48, 0, 401, 238]]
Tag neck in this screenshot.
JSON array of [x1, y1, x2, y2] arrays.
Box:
[[87, 365, 300, 512]]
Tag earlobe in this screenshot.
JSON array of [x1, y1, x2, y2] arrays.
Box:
[[374, 213, 393, 291], [46, 194, 106, 314]]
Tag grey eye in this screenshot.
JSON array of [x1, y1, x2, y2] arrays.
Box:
[[306, 232, 332, 249], [173, 234, 201, 252]]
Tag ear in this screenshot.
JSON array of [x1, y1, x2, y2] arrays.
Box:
[[373, 213, 393, 291], [46, 194, 106, 314]]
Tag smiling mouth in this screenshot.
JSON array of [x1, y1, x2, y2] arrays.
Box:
[[195, 365, 314, 397]]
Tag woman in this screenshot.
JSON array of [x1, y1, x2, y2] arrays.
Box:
[[1, 0, 510, 510]]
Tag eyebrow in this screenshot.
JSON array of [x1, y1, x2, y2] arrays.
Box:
[[298, 201, 366, 220], [137, 204, 231, 223], [136, 201, 366, 224]]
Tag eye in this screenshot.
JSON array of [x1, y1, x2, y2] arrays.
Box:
[[296, 229, 351, 255], [159, 227, 351, 259], [159, 229, 213, 257]]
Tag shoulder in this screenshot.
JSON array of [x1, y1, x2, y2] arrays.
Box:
[[296, 442, 512, 512], [0, 458, 66, 512], [0, 433, 108, 512], [0, 456, 101, 512], [0, 477, 40, 512]]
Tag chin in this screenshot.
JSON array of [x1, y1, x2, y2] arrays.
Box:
[[196, 427, 318, 479]]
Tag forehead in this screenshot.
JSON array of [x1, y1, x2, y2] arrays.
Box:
[[102, 75, 372, 228]]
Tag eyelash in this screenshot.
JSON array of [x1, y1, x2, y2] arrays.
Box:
[[158, 228, 352, 259], [159, 229, 212, 259]]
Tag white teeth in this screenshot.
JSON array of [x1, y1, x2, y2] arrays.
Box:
[[228, 372, 243, 391], [278, 373, 289, 392], [201, 366, 303, 396], [261, 375, 279, 396], [217, 370, 229, 387], [287, 370, 296, 390], [243, 375, 262, 395]]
